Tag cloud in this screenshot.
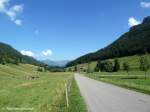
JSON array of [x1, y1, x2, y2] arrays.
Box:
[[128, 17, 141, 27], [140, 2, 150, 8], [11, 4, 23, 12], [21, 50, 35, 57], [14, 19, 22, 26], [0, 0, 23, 26], [42, 49, 53, 56], [0, 0, 7, 11], [20, 49, 53, 59]]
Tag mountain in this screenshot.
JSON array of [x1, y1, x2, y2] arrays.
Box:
[[0, 42, 44, 66], [42, 60, 70, 67], [66, 16, 150, 67]]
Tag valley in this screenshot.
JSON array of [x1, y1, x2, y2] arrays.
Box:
[[0, 1, 150, 111]]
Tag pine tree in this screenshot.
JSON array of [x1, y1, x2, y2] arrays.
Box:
[[123, 62, 130, 75], [114, 58, 120, 72], [95, 60, 101, 72]]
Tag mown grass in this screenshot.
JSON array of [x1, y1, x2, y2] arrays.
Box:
[[0, 64, 73, 112], [53, 77, 87, 112], [84, 71, 150, 95]]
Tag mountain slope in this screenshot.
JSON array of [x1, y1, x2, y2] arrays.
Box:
[[0, 42, 44, 66], [67, 16, 150, 67], [42, 60, 70, 67]]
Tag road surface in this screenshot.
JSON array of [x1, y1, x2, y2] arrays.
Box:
[[75, 73, 150, 112]]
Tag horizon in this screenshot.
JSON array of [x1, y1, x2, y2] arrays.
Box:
[[0, 0, 150, 61]]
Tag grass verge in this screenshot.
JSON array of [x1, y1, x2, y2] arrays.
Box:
[[52, 76, 87, 112], [84, 71, 150, 95]]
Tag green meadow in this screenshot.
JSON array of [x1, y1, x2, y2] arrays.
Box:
[[0, 64, 86, 112], [68, 54, 150, 71]]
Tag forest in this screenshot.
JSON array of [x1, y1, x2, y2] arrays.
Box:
[[67, 16, 150, 67]]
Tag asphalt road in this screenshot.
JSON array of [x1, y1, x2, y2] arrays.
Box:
[[75, 73, 150, 112]]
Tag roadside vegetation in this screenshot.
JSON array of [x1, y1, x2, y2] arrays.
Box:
[[68, 54, 150, 95], [52, 77, 87, 112], [85, 71, 150, 95]]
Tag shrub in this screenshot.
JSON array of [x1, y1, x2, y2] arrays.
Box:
[[37, 67, 43, 72]]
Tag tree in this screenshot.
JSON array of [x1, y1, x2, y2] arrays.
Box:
[[66, 16, 150, 67], [0, 57, 5, 65], [113, 58, 120, 72], [74, 66, 77, 72], [44, 64, 49, 72], [68, 68, 72, 72], [95, 60, 101, 72], [94, 66, 99, 72], [87, 62, 92, 73], [103, 61, 114, 72], [139, 56, 149, 79], [95, 60, 114, 72], [37, 67, 43, 72], [123, 62, 130, 75]]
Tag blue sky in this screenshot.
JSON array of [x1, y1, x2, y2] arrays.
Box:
[[0, 0, 150, 60]]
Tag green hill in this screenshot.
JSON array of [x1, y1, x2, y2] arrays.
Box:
[[0, 42, 44, 66], [67, 16, 150, 67], [67, 54, 150, 71], [0, 63, 73, 111]]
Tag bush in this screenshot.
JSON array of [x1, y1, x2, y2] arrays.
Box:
[[37, 67, 43, 72]]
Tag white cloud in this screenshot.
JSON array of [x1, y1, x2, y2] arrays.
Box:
[[20, 49, 53, 59], [42, 49, 53, 56], [0, 0, 8, 11], [0, 0, 23, 26], [140, 2, 150, 8], [21, 50, 35, 57], [11, 5, 23, 12], [128, 17, 141, 27], [14, 19, 22, 26]]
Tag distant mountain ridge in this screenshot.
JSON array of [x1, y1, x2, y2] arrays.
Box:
[[42, 59, 70, 67], [0, 42, 44, 66], [67, 16, 150, 67]]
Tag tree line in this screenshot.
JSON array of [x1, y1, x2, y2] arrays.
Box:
[[93, 56, 149, 79]]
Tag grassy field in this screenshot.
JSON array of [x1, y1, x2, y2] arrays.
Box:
[[68, 54, 150, 71], [84, 71, 150, 95], [0, 64, 86, 112]]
